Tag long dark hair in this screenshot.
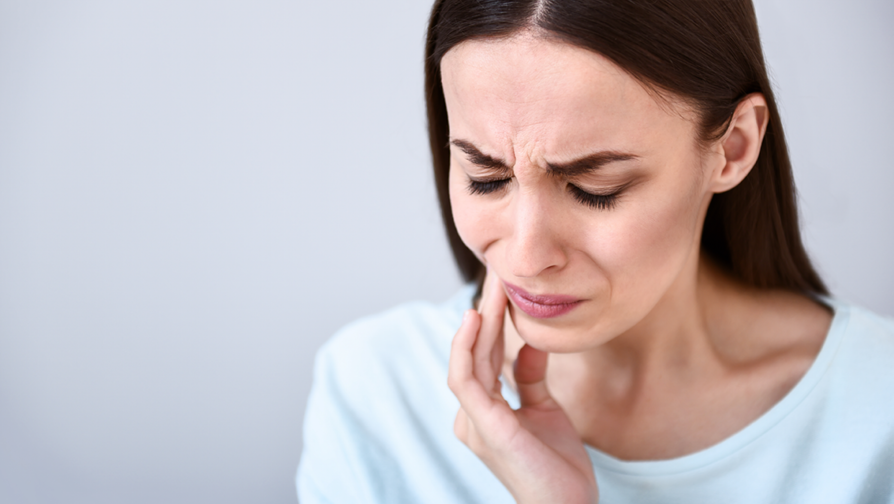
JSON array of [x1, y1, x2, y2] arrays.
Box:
[[425, 0, 827, 295]]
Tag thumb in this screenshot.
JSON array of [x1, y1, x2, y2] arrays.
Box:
[[513, 344, 553, 408]]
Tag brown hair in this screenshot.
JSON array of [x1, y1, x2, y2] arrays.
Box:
[[424, 0, 827, 295]]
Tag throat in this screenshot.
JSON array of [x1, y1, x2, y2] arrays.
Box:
[[549, 319, 825, 461]]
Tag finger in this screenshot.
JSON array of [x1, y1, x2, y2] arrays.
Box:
[[448, 309, 498, 413], [472, 270, 507, 388], [449, 309, 480, 386], [489, 310, 506, 390], [453, 408, 469, 444], [449, 310, 520, 446], [513, 344, 554, 408]]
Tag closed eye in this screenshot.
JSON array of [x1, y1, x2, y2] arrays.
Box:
[[467, 177, 511, 195], [468, 177, 622, 210], [568, 184, 619, 210]]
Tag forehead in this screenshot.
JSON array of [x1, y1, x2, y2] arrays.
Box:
[[440, 33, 695, 159]]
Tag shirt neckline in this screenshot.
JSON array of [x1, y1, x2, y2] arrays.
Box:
[[584, 298, 850, 476]]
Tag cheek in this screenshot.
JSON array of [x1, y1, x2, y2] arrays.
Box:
[[585, 175, 705, 299], [448, 166, 490, 261]]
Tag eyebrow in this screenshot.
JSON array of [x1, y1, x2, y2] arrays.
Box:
[[449, 138, 638, 177], [450, 139, 509, 172]]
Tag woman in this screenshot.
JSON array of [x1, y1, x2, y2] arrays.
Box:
[[298, 1, 894, 502]]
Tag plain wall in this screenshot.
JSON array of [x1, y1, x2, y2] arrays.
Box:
[[0, 0, 890, 502]]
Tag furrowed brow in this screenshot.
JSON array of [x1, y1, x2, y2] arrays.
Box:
[[450, 139, 510, 172], [546, 152, 638, 177]]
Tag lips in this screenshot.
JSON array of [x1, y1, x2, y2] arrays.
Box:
[[502, 281, 583, 319]]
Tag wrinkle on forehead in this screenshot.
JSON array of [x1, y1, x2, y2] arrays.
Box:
[[441, 31, 698, 171]]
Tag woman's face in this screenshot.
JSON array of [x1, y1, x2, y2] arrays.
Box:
[[442, 34, 723, 353]]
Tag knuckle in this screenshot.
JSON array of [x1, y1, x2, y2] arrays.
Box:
[[467, 431, 487, 457], [450, 331, 462, 349], [446, 374, 459, 393]]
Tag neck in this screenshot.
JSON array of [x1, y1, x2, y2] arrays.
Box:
[[498, 250, 832, 460]]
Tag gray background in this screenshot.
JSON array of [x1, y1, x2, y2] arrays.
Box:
[[0, 0, 890, 502]]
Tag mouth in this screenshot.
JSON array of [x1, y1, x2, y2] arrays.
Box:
[[502, 281, 583, 319]]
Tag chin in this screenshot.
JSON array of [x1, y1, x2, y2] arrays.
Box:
[[513, 316, 603, 354]]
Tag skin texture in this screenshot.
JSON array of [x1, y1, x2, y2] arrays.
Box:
[[443, 32, 832, 503]]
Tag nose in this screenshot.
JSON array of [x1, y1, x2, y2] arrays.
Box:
[[504, 188, 568, 278]]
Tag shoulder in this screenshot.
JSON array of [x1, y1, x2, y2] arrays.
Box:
[[306, 285, 476, 435], [839, 302, 894, 344], [316, 285, 474, 385], [812, 300, 894, 440], [828, 301, 894, 382], [781, 302, 894, 499], [298, 285, 510, 503]]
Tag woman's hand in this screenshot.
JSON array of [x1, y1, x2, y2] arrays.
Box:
[[448, 269, 599, 504]]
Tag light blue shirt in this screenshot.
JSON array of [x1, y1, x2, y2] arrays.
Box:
[[297, 286, 894, 503]]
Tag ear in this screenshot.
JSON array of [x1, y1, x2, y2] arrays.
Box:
[[708, 93, 769, 193]]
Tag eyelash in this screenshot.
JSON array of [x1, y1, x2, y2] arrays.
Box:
[[467, 178, 511, 195], [466, 178, 620, 210], [568, 184, 619, 210]]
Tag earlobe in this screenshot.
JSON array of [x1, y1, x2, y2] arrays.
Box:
[[710, 93, 769, 193]]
